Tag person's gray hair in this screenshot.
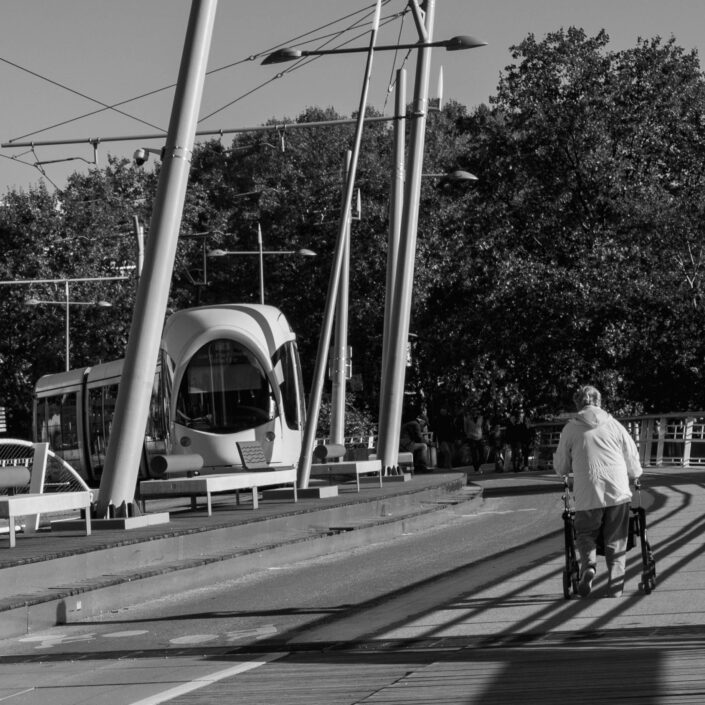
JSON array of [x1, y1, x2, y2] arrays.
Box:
[[573, 385, 601, 410]]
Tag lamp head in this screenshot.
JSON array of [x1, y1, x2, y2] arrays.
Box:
[[261, 47, 303, 65], [443, 35, 488, 51], [447, 170, 478, 182]]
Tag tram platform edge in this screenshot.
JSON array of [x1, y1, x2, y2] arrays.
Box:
[[0, 470, 499, 638]]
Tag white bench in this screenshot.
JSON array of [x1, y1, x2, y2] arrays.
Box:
[[0, 491, 93, 547], [139, 468, 297, 516], [310, 459, 383, 491], [366, 452, 414, 475]]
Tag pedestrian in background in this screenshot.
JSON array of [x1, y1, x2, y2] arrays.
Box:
[[400, 414, 429, 473], [553, 384, 643, 598], [488, 416, 506, 472], [463, 407, 487, 473], [505, 412, 521, 471], [433, 405, 457, 469], [516, 409, 533, 471]]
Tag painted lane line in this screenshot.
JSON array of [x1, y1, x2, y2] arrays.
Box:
[[473, 509, 538, 515], [0, 687, 35, 702], [127, 652, 287, 705], [169, 634, 219, 645]]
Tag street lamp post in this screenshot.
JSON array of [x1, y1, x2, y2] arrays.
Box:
[[261, 35, 486, 64], [25, 285, 112, 371], [0, 275, 127, 372], [262, 3, 486, 484], [208, 231, 316, 304]]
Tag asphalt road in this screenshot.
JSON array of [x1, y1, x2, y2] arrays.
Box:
[[0, 490, 563, 704]]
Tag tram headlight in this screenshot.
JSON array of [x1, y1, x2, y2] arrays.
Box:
[[180, 436, 192, 447], [265, 431, 275, 442]]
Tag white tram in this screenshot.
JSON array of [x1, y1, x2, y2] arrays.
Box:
[[33, 304, 306, 485]]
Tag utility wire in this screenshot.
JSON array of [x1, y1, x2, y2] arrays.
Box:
[[0, 56, 165, 140], [382, 8, 411, 114], [200, 3, 403, 123], [5, 1, 404, 152]]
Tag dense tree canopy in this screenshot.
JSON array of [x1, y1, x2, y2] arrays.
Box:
[[1, 28, 705, 436]]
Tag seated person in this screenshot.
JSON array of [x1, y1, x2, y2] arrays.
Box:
[[400, 416, 429, 473]]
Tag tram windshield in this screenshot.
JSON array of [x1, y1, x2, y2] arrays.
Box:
[[175, 338, 275, 433]]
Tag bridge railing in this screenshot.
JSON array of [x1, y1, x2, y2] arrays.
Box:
[[531, 412, 705, 470], [320, 414, 705, 471]]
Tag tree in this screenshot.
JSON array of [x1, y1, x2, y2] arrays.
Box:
[[0, 159, 154, 434], [3, 30, 705, 435], [418, 29, 705, 417]]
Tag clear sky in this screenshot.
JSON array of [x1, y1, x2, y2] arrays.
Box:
[[1, 0, 704, 193]]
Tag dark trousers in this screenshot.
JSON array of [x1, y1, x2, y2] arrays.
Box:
[[575, 503, 630, 595], [468, 439, 485, 472]]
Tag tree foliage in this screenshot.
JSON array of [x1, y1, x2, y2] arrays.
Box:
[[2, 28, 705, 435]]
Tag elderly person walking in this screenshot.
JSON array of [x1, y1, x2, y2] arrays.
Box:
[[553, 385, 643, 598]]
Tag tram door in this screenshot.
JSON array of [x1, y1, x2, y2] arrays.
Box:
[[86, 362, 123, 483], [36, 390, 83, 469], [85, 359, 171, 481]]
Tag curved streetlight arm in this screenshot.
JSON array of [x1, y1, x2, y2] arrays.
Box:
[[208, 249, 316, 257], [25, 299, 112, 306], [423, 169, 478, 182], [261, 36, 486, 65]]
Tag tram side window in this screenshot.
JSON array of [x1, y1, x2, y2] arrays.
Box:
[[273, 341, 304, 430], [39, 394, 78, 453], [176, 339, 276, 434], [144, 358, 170, 462], [87, 384, 119, 476]]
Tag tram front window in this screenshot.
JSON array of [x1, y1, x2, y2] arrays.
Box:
[[176, 339, 275, 433]]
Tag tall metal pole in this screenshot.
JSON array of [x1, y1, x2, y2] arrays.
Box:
[[257, 222, 265, 304], [330, 151, 353, 445], [376, 0, 436, 470], [132, 215, 145, 281], [376, 67, 406, 471], [97, 0, 218, 517], [64, 280, 70, 372], [297, 0, 382, 489]]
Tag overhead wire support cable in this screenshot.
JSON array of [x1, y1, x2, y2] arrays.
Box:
[[0, 55, 165, 141], [4, 1, 395, 146]]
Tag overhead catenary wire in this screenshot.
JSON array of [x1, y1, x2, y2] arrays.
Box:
[[200, 3, 404, 123], [5, 0, 400, 146]]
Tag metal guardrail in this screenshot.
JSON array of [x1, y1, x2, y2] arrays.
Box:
[[321, 413, 705, 471], [531, 412, 705, 470]]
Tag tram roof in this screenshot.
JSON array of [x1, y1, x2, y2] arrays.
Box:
[[162, 304, 295, 360]]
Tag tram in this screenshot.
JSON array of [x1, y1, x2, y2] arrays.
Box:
[[32, 304, 306, 485]]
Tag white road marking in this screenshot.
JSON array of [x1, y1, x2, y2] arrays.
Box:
[[103, 630, 149, 638], [225, 624, 277, 641], [169, 634, 219, 645], [19, 633, 95, 649], [127, 653, 287, 705], [472, 508, 538, 515]]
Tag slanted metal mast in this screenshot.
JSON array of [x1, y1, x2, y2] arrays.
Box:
[[376, 0, 438, 473], [96, 0, 218, 518]]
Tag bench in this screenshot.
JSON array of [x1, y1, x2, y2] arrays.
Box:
[[366, 451, 414, 475], [139, 442, 297, 515], [310, 458, 383, 491], [0, 442, 93, 547], [0, 491, 93, 547]]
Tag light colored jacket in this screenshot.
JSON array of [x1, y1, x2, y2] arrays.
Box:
[[464, 414, 484, 441], [553, 405, 643, 511]]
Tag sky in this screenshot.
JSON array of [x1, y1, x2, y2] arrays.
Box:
[[1, 0, 704, 193]]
